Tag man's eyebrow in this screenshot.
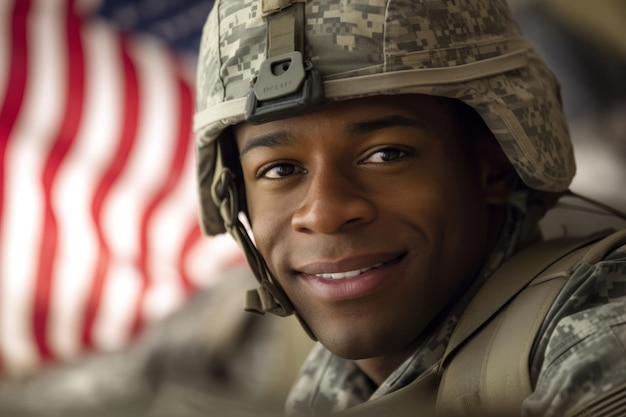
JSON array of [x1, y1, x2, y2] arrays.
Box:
[[347, 115, 428, 136], [238, 131, 293, 158], [238, 115, 427, 157]]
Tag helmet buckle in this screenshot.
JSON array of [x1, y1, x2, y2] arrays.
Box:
[[245, 51, 325, 124]]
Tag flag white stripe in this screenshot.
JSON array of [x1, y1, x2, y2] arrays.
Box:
[[0, 0, 27, 373], [95, 34, 180, 348], [48, 18, 124, 360], [0, 0, 68, 373], [143, 85, 192, 320], [132, 38, 189, 327], [100, 38, 176, 263], [148, 147, 198, 295], [93, 262, 141, 352]]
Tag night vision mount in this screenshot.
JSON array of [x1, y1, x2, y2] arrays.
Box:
[[245, 51, 325, 124]]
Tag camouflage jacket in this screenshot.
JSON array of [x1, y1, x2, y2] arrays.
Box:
[[285, 200, 626, 417]]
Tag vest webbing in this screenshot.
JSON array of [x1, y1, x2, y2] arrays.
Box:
[[334, 228, 626, 417]]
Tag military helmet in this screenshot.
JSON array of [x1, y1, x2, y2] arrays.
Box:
[[193, 0, 575, 320]]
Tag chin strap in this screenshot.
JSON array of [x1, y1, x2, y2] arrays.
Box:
[[211, 145, 317, 340], [205, 0, 319, 341], [563, 190, 626, 220]]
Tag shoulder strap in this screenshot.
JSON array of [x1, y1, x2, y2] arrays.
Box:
[[437, 228, 626, 416], [442, 231, 610, 363]]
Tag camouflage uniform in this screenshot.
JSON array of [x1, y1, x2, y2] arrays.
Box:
[[192, 0, 626, 416]]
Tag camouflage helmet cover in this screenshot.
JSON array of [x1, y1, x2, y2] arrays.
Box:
[[193, 0, 575, 317]]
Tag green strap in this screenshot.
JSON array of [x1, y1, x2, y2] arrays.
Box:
[[441, 232, 608, 365], [265, 0, 304, 58], [438, 229, 626, 416]]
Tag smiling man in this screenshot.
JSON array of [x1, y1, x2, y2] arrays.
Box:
[[193, 0, 626, 416], [233, 95, 509, 381]]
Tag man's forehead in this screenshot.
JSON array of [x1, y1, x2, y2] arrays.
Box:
[[235, 115, 434, 159]]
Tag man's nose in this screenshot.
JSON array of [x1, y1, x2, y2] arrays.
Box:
[[291, 166, 376, 234]]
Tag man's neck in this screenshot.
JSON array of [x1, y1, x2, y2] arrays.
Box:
[[354, 338, 423, 386]]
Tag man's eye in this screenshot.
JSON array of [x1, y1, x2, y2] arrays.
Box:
[[258, 163, 300, 179], [362, 148, 407, 163]]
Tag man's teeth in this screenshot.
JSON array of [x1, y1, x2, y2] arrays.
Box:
[[314, 263, 384, 280]]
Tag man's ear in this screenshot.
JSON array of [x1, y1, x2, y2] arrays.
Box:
[[477, 136, 517, 205]]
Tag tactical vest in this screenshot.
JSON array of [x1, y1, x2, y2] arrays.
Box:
[[335, 228, 626, 417]]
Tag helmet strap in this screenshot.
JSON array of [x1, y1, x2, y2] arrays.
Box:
[[212, 143, 317, 340], [264, 0, 305, 57], [245, 1, 325, 123]]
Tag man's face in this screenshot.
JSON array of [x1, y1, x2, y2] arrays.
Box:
[[235, 95, 494, 361]]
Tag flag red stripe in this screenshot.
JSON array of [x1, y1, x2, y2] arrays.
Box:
[[0, 0, 32, 373], [170, 69, 199, 295], [178, 221, 203, 294], [172, 68, 201, 295], [0, 1, 29, 140], [33, 0, 84, 361], [129, 56, 194, 337], [170, 69, 199, 296], [81, 35, 140, 349]]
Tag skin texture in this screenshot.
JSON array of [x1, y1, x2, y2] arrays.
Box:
[[234, 95, 513, 385]]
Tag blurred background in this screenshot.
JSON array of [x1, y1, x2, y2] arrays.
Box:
[[0, 0, 624, 416], [511, 0, 626, 211]]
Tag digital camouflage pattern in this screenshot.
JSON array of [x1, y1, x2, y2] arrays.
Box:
[[194, 0, 575, 237], [523, 246, 626, 417]]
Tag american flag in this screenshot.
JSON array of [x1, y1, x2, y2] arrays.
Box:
[[0, 0, 244, 376]]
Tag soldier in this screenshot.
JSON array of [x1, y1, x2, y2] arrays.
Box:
[[193, 0, 626, 416]]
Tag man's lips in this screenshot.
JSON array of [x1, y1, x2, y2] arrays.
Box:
[[295, 252, 406, 280], [293, 252, 407, 301]]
